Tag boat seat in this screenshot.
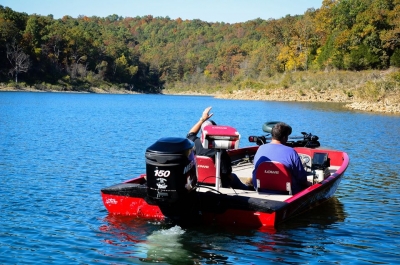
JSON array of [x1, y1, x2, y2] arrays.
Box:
[[196, 156, 216, 184], [255, 161, 292, 195]]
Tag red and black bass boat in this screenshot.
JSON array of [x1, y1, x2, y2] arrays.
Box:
[[101, 122, 349, 228]]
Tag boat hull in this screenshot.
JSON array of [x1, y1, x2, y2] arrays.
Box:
[[101, 147, 348, 227]]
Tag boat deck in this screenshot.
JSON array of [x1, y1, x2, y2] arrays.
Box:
[[198, 160, 291, 202], [232, 162, 254, 183], [196, 163, 342, 203], [232, 162, 341, 179], [197, 185, 293, 201]]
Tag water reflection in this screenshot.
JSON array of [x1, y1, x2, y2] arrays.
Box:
[[100, 216, 191, 263], [278, 197, 346, 229], [2, 92, 398, 264], [98, 197, 346, 263], [99, 215, 148, 247]]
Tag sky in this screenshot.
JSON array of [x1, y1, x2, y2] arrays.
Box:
[[2, 0, 323, 24]]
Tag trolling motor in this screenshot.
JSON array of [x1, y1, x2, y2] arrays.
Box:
[[286, 132, 320, 148], [248, 122, 320, 148]]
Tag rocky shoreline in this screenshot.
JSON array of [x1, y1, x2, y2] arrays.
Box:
[[1, 85, 399, 114], [212, 89, 400, 115]]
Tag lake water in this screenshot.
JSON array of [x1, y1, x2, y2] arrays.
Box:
[[0, 92, 399, 264]]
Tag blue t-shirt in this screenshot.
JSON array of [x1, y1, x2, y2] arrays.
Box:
[[252, 143, 307, 194]]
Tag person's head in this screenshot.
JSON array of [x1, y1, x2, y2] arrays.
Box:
[[201, 120, 216, 131], [271, 122, 292, 143]]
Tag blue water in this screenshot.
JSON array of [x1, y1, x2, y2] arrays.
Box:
[[1, 92, 399, 264]]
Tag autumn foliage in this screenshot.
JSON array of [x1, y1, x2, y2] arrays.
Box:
[[0, 0, 399, 93]]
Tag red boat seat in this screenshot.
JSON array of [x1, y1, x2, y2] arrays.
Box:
[[255, 161, 292, 195], [196, 156, 217, 184]]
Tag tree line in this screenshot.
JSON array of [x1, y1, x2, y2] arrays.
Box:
[[0, 0, 399, 93]]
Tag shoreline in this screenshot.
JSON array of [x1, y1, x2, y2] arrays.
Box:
[[163, 88, 400, 115], [1, 86, 399, 114]]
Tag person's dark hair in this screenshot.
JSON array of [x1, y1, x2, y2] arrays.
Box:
[[271, 122, 292, 141]]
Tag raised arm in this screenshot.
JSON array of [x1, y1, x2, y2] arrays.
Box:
[[188, 106, 213, 134]]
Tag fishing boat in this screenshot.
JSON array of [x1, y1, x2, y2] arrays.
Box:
[[101, 122, 349, 228]]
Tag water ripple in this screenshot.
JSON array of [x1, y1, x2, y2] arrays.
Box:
[[1, 92, 399, 264]]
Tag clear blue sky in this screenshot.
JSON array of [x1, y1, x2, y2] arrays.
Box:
[[2, 0, 323, 23]]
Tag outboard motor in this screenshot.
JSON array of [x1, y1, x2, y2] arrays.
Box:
[[145, 137, 197, 203]]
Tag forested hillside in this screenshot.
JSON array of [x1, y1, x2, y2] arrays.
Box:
[[0, 0, 399, 94]]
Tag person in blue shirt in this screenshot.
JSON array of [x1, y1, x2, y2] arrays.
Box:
[[252, 122, 308, 194], [187, 106, 249, 190]]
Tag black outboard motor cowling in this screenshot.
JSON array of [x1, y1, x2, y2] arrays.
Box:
[[145, 137, 197, 203]]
